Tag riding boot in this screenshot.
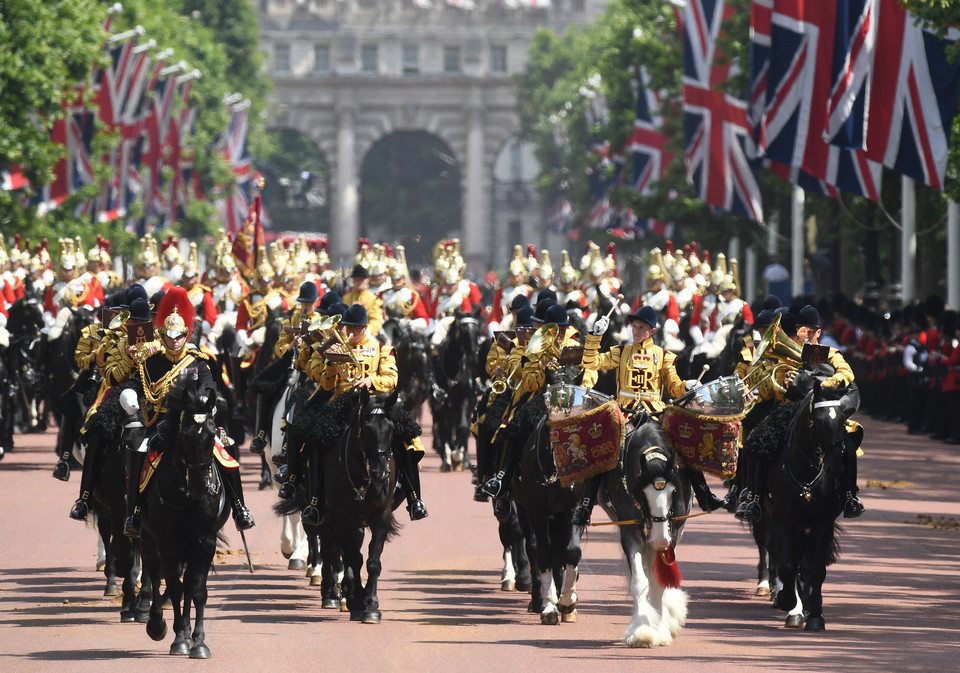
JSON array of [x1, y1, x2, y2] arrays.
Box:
[[571, 475, 601, 526], [69, 437, 100, 521], [278, 440, 304, 500], [123, 448, 147, 538], [482, 435, 514, 498], [248, 392, 272, 455], [842, 450, 864, 518], [398, 444, 428, 521], [735, 458, 765, 522], [301, 449, 324, 527], [221, 463, 255, 530], [53, 414, 80, 481], [686, 468, 725, 512]]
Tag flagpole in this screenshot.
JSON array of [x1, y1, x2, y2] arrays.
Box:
[[791, 186, 804, 298], [901, 176, 916, 305], [949, 202, 959, 310]]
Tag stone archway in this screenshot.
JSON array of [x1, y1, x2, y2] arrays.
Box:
[[260, 128, 329, 234], [359, 131, 462, 268]]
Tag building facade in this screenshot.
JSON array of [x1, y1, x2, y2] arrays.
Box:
[[257, 0, 609, 269]]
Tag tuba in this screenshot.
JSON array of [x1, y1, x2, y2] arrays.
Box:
[[742, 314, 803, 409]]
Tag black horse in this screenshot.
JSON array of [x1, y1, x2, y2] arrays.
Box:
[[763, 369, 855, 631], [512, 396, 586, 625], [44, 304, 96, 428], [598, 419, 693, 647], [137, 376, 229, 658], [381, 318, 431, 419], [3, 297, 45, 441], [321, 389, 401, 623], [83, 389, 152, 622], [430, 312, 482, 472]]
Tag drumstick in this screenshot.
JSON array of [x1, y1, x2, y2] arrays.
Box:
[[694, 364, 710, 386], [603, 294, 624, 321]]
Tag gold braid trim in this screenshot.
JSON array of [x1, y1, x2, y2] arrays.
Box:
[[139, 354, 196, 427]]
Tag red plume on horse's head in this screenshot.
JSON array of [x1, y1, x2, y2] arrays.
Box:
[[654, 543, 682, 589], [154, 286, 195, 332]]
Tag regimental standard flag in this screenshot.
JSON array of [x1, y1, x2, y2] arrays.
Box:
[[860, 0, 960, 191], [754, 0, 882, 200], [232, 182, 264, 277], [682, 0, 763, 222], [217, 99, 253, 236]]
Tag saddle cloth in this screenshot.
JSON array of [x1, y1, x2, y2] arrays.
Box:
[[548, 400, 625, 488], [139, 432, 238, 494]]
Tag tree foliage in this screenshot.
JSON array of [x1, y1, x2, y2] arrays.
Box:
[[518, 0, 960, 300], [0, 0, 271, 263]]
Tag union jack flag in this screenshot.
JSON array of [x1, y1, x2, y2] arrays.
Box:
[[752, 0, 882, 200], [216, 98, 255, 236], [630, 67, 672, 197], [683, 0, 763, 222], [859, 0, 960, 191], [824, 0, 876, 150]]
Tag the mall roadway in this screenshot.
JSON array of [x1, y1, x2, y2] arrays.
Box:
[[0, 412, 958, 673]]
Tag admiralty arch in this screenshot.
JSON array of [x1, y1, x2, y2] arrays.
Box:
[[258, 0, 610, 269]]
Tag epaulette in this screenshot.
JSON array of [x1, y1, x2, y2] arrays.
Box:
[[188, 345, 211, 360], [199, 284, 212, 293]]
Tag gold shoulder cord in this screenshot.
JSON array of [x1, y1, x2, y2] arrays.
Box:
[[138, 354, 195, 427]]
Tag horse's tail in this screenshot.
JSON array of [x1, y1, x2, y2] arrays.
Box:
[[273, 489, 306, 517], [385, 511, 402, 542], [826, 521, 843, 566]]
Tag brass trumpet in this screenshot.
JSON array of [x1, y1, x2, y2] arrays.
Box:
[[742, 314, 802, 409], [316, 314, 362, 381]]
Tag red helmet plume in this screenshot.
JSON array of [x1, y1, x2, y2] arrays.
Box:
[[665, 240, 674, 256], [154, 286, 195, 333]]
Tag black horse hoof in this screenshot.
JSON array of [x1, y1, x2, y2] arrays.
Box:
[[190, 643, 211, 659], [515, 575, 533, 593], [146, 618, 167, 641], [170, 640, 191, 655], [527, 598, 543, 613], [350, 610, 363, 621], [120, 610, 136, 623], [287, 559, 306, 571], [104, 580, 120, 597], [361, 610, 382, 624], [804, 616, 826, 631], [134, 609, 151, 624], [784, 614, 804, 628], [321, 597, 341, 610]]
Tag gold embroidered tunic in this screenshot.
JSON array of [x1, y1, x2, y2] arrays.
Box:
[[582, 334, 686, 413], [307, 333, 397, 401]]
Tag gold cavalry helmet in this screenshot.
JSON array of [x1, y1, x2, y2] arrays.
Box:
[[254, 248, 275, 284], [558, 250, 578, 285], [154, 286, 195, 343], [58, 238, 77, 271], [137, 234, 159, 268], [508, 245, 525, 277]]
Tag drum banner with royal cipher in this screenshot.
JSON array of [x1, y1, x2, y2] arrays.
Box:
[[660, 405, 742, 479], [548, 400, 625, 487]]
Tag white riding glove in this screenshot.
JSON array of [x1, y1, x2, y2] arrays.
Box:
[[592, 316, 609, 336], [684, 379, 697, 391]]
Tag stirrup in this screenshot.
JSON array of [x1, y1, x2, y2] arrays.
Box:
[[408, 499, 428, 521], [249, 433, 266, 455], [301, 505, 322, 526], [123, 515, 141, 539], [843, 494, 864, 518], [234, 506, 256, 531], [481, 472, 504, 498], [53, 460, 71, 481], [69, 499, 88, 521]]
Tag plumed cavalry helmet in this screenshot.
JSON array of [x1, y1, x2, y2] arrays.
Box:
[[162, 234, 181, 264], [73, 236, 86, 268], [154, 287, 195, 356], [523, 244, 539, 275], [183, 242, 200, 278], [58, 238, 77, 271], [137, 234, 160, 268], [508, 245, 525, 277], [539, 250, 554, 284], [253, 247, 274, 285], [646, 248, 666, 284], [558, 250, 578, 285]]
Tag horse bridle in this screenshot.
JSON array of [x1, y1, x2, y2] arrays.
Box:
[[445, 317, 480, 387], [340, 404, 392, 501], [625, 445, 678, 540], [783, 399, 829, 501]]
